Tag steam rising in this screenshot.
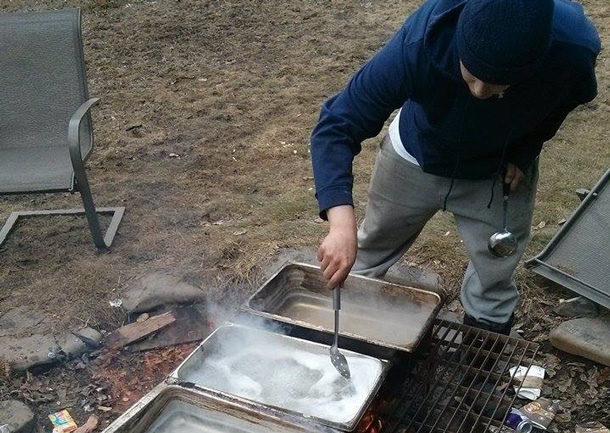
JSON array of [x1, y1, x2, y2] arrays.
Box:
[[178, 311, 382, 425]]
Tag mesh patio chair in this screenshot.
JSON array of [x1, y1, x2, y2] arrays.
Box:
[[0, 8, 124, 249]]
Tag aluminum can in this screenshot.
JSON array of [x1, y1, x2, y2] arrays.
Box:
[[505, 408, 533, 433]]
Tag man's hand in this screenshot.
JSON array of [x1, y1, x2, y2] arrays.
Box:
[[317, 205, 357, 289], [505, 163, 525, 191]]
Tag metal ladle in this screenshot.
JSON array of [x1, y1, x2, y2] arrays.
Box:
[[488, 181, 518, 258], [329, 287, 351, 379]]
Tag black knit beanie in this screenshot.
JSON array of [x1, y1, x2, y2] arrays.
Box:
[[456, 0, 555, 85]]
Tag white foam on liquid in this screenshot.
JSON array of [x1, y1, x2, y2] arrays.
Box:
[[187, 342, 381, 424]]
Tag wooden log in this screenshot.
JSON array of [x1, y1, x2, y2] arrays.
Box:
[[128, 305, 210, 352], [106, 312, 176, 349]]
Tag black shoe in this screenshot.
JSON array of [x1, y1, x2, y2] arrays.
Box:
[[461, 314, 513, 376], [463, 314, 513, 335]]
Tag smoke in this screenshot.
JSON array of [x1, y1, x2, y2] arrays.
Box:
[[204, 289, 287, 335], [178, 322, 382, 425], [180, 290, 382, 426]]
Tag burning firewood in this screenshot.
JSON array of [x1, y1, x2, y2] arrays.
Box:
[[105, 312, 176, 349]]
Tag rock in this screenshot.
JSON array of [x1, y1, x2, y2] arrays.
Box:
[[0, 307, 41, 338], [56, 327, 103, 358], [72, 327, 103, 348], [0, 307, 56, 370], [0, 334, 57, 371], [0, 400, 35, 433], [125, 123, 143, 132], [550, 317, 610, 367], [575, 188, 591, 201], [56, 333, 86, 359], [575, 422, 609, 433], [382, 262, 442, 294], [0, 326, 102, 371], [0, 306, 51, 338], [553, 296, 599, 318], [437, 310, 460, 322], [445, 299, 462, 313], [122, 272, 206, 313]]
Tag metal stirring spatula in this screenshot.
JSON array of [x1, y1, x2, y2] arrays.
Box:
[[329, 287, 351, 379]]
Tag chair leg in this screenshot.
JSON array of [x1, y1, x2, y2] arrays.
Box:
[[78, 182, 107, 249], [68, 97, 108, 249], [0, 212, 20, 246], [0, 207, 125, 249], [74, 170, 108, 249]]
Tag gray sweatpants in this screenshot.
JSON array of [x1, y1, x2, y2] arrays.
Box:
[[353, 135, 538, 326]]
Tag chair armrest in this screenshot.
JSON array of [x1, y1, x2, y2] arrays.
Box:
[[68, 98, 100, 168]]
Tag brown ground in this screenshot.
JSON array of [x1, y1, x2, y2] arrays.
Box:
[[0, 0, 609, 431]]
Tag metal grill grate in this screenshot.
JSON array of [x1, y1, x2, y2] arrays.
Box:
[[384, 319, 539, 433], [526, 169, 610, 310]]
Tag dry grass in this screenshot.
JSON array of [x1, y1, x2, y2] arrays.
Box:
[[1, 1, 609, 430], [0, 0, 608, 336]]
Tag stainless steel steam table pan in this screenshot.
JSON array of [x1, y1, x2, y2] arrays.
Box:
[[101, 384, 319, 433], [170, 323, 391, 432], [244, 262, 442, 353]]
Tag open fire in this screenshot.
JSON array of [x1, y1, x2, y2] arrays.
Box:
[[356, 406, 384, 433]]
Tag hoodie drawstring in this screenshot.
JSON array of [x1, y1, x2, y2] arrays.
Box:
[[487, 123, 516, 208], [443, 94, 472, 212], [487, 140, 509, 208], [442, 95, 517, 212], [443, 158, 460, 211]]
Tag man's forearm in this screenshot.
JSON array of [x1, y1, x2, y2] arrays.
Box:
[[327, 205, 357, 233]]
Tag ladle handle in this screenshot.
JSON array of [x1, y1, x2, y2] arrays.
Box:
[[502, 182, 510, 229], [332, 288, 340, 347]]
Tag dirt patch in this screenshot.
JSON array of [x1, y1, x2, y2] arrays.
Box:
[[1, 0, 609, 430], [0, 343, 197, 431]]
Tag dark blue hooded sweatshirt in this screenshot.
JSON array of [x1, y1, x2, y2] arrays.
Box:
[[311, 0, 600, 218]]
